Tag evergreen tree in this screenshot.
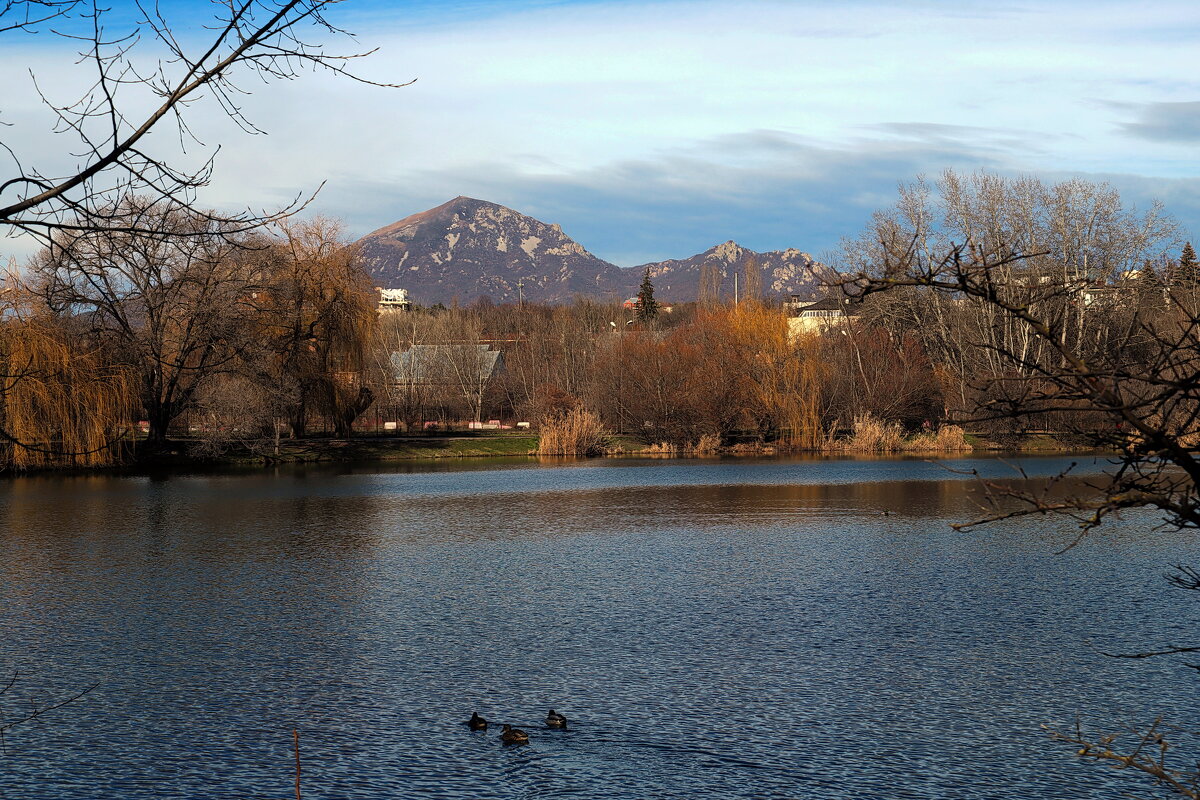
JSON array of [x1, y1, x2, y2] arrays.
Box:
[[636, 268, 659, 321], [1178, 242, 1199, 286], [1136, 261, 1160, 286]]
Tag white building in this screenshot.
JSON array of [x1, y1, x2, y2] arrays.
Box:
[[378, 287, 412, 312], [786, 295, 859, 337]]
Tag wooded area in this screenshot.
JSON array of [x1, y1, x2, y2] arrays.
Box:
[[1, 171, 1196, 469]]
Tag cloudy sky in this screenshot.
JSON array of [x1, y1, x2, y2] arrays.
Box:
[[2, 0, 1198, 265]]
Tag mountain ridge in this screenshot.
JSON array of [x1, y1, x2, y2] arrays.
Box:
[[355, 197, 822, 304]]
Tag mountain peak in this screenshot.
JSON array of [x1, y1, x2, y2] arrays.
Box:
[[356, 198, 620, 304], [710, 240, 746, 262], [355, 199, 821, 304]]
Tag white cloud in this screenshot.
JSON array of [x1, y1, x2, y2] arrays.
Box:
[[2, 0, 1197, 264]]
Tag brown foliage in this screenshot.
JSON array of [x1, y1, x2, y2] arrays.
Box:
[[815, 326, 943, 431], [30, 198, 252, 446], [536, 407, 609, 456], [0, 315, 137, 468], [249, 218, 379, 437], [589, 303, 825, 447]]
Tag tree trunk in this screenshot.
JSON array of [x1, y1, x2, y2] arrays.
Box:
[[144, 402, 177, 450], [333, 387, 374, 438]]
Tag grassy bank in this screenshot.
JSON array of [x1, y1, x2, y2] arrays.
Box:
[[137, 433, 540, 467], [10, 429, 1107, 477]]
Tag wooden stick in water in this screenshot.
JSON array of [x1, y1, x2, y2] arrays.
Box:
[[293, 729, 302, 800]]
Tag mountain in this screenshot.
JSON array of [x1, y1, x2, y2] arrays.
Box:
[[355, 197, 822, 305], [355, 196, 624, 304], [624, 241, 821, 303]]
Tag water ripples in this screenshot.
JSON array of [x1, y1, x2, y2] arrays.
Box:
[[0, 456, 1197, 798]]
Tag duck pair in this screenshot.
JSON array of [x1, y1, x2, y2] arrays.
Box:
[[466, 709, 569, 743]]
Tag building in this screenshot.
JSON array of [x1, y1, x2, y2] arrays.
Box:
[[389, 344, 504, 388], [784, 294, 812, 315], [787, 295, 859, 336], [387, 344, 506, 428], [378, 287, 412, 312]]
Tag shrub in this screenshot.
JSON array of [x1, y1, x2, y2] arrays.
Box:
[[536, 407, 609, 456], [848, 413, 904, 452]]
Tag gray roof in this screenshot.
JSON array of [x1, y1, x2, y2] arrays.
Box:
[[389, 344, 504, 384], [800, 295, 851, 312]]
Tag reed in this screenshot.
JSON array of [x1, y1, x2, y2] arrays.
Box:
[[536, 407, 609, 456], [839, 415, 971, 453], [847, 413, 904, 452]]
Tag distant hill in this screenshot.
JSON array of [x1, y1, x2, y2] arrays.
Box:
[[355, 197, 823, 305], [622, 240, 822, 303]]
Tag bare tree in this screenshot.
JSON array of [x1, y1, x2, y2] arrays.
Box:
[[248, 218, 377, 438], [0, 668, 97, 755], [838, 203, 1200, 795], [1, 0, 408, 248], [843, 171, 1180, 431], [376, 313, 435, 431], [28, 198, 255, 446], [0, 0, 403, 458]]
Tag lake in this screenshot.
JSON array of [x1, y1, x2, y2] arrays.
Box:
[[1, 455, 1198, 799]]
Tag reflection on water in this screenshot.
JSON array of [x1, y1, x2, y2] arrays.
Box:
[[1, 455, 1197, 799]]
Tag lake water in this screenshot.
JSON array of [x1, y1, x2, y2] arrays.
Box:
[[1, 455, 1198, 799]]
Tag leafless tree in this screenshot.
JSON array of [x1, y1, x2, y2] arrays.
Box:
[[0, 0, 403, 459], [0, 668, 97, 756], [376, 313, 435, 431], [28, 197, 256, 446], [840, 172, 1179, 423], [838, 192, 1200, 795], [247, 218, 377, 438], [1, 0, 408, 249]]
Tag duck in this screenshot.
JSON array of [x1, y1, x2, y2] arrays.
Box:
[[499, 724, 529, 744], [545, 709, 568, 729], [466, 712, 488, 731]]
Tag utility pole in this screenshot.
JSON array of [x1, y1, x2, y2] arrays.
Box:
[[734, 272, 739, 305], [516, 278, 524, 338]]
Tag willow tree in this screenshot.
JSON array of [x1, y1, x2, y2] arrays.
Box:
[[250, 219, 378, 438], [720, 302, 824, 448], [0, 313, 136, 468]]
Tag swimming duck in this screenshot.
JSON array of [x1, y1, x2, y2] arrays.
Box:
[[545, 709, 568, 729], [499, 724, 529, 744], [466, 712, 488, 731]]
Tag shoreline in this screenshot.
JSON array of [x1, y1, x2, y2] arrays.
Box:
[[0, 431, 1108, 479]]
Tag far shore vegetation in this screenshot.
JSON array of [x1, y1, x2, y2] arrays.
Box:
[[0, 172, 1190, 473]]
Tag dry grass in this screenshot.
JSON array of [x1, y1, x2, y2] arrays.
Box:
[[846, 414, 904, 452], [693, 433, 722, 455], [904, 424, 972, 452], [536, 407, 609, 456], [840, 415, 971, 453]]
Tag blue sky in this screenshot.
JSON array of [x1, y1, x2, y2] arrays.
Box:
[[2, 0, 1198, 265]]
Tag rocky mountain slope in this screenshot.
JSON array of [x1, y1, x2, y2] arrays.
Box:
[[621, 241, 821, 303], [355, 197, 822, 304]]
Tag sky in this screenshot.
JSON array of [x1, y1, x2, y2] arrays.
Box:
[[1, 0, 1198, 265]]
